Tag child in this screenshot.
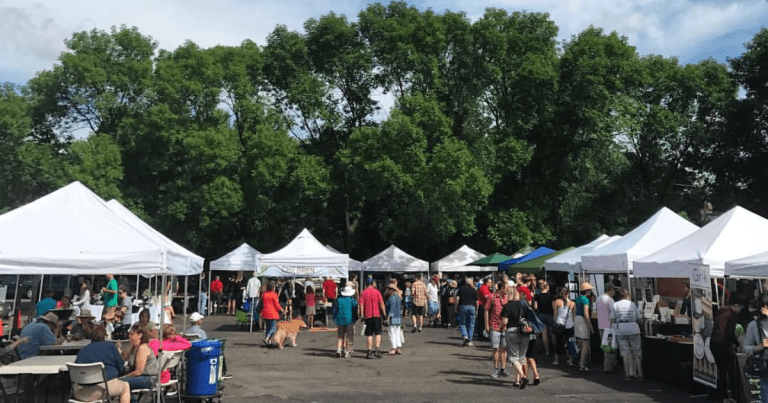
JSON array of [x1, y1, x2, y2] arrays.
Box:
[[404, 282, 412, 317], [305, 285, 315, 329]]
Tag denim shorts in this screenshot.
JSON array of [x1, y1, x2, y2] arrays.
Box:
[[428, 301, 440, 316]]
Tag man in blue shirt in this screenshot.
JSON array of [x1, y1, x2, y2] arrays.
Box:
[[75, 324, 130, 403], [35, 291, 57, 316], [17, 312, 64, 359]]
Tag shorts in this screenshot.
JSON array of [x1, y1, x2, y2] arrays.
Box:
[[526, 334, 537, 358], [538, 313, 554, 326], [364, 317, 383, 336], [306, 306, 316, 315], [505, 330, 530, 364], [337, 324, 355, 342], [574, 316, 590, 340], [412, 305, 425, 316], [490, 330, 507, 349], [427, 301, 440, 316]]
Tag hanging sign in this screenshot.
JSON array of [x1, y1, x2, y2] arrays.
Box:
[[691, 265, 717, 388]]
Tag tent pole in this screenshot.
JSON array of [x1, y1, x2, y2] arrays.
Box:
[[11, 275, 19, 317], [183, 276, 189, 333], [198, 273, 203, 315], [38, 274, 45, 302], [208, 272, 213, 316], [135, 275, 140, 300], [158, 273, 166, 403]]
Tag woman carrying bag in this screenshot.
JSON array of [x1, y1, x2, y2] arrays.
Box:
[[552, 286, 575, 366]]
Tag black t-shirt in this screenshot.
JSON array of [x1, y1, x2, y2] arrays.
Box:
[[500, 300, 524, 329], [456, 285, 478, 306], [534, 292, 554, 315]]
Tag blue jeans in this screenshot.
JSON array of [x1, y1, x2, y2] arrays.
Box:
[[761, 377, 768, 403], [199, 292, 208, 315], [120, 376, 153, 403], [458, 305, 476, 341], [265, 319, 277, 340]]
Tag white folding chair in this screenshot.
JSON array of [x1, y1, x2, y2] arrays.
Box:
[[131, 350, 184, 403], [66, 362, 113, 403]]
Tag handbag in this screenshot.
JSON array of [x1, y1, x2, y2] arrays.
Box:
[[519, 317, 534, 334], [568, 336, 579, 357], [521, 300, 544, 334], [745, 320, 768, 377], [601, 326, 618, 353]]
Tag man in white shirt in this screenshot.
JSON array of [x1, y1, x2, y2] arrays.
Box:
[[426, 275, 441, 327], [246, 272, 262, 331], [596, 282, 618, 373]]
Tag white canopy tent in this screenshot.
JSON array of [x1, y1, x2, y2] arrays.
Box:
[[325, 245, 362, 272], [0, 181, 196, 276], [635, 206, 768, 279], [544, 235, 621, 272], [581, 207, 699, 274], [725, 251, 768, 278], [255, 229, 349, 278], [107, 199, 206, 331], [430, 245, 488, 273], [210, 243, 261, 273], [363, 245, 428, 273]]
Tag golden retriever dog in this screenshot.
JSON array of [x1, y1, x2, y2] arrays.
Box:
[[270, 318, 307, 349]]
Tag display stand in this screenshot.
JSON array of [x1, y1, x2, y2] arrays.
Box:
[[737, 353, 762, 403]]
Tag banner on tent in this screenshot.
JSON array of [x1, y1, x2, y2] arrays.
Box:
[[691, 264, 717, 388], [257, 265, 347, 278]]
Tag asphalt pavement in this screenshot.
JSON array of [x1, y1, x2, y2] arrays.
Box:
[[200, 314, 702, 403]]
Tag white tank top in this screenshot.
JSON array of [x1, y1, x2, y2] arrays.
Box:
[[556, 302, 574, 329]]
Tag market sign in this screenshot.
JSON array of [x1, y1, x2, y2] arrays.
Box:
[[691, 264, 717, 388], [256, 265, 347, 278]]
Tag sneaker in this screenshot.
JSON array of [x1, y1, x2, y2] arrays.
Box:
[[462, 338, 469, 347], [519, 378, 528, 390], [467, 341, 474, 347], [366, 351, 372, 359], [418, 328, 422, 333], [499, 368, 509, 377], [552, 358, 560, 366], [221, 374, 233, 380], [336, 350, 342, 358], [491, 369, 499, 378], [374, 350, 382, 358], [344, 351, 350, 359], [567, 359, 574, 367]]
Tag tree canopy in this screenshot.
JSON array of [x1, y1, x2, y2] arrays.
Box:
[[1, 4, 765, 263]]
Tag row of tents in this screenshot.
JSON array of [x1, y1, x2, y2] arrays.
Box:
[[3, 182, 768, 285]]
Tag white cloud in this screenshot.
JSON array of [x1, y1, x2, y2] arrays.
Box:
[[1, 0, 766, 85]]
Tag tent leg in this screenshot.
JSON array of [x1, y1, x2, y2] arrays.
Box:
[[208, 272, 213, 316], [38, 274, 45, 302], [11, 275, 19, 318], [183, 276, 189, 333]]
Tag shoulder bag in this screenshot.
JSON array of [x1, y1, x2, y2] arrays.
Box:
[[745, 320, 768, 377]]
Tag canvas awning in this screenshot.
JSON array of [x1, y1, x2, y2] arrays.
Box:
[[581, 207, 699, 274], [430, 245, 488, 273], [498, 247, 556, 271], [634, 206, 768, 278], [255, 229, 348, 278], [504, 247, 575, 273], [0, 182, 196, 275], [544, 235, 620, 272], [210, 243, 261, 273], [362, 245, 428, 272], [326, 244, 362, 272]]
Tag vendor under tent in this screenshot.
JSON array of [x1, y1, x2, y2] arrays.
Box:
[[504, 247, 574, 274], [362, 245, 428, 273], [430, 245, 487, 274], [498, 247, 556, 271], [107, 199, 205, 331], [0, 181, 196, 403], [210, 242, 261, 332], [255, 229, 349, 278], [581, 207, 699, 276], [544, 235, 620, 272], [634, 206, 768, 280]]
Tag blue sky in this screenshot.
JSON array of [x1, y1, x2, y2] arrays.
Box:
[[1, 0, 766, 86]]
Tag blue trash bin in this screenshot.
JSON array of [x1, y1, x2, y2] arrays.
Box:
[[186, 339, 222, 396]]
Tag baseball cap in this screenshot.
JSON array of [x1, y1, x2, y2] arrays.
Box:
[[189, 312, 204, 322]]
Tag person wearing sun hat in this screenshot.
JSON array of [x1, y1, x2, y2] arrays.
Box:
[[333, 285, 358, 358], [70, 308, 97, 341], [187, 312, 208, 339], [574, 282, 595, 372], [18, 312, 64, 359]]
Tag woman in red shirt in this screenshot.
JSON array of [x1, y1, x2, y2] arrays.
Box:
[[305, 285, 316, 329], [261, 282, 284, 345]]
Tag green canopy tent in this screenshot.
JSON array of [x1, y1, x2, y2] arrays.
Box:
[[502, 247, 575, 274], [469, 253, 513, 266]]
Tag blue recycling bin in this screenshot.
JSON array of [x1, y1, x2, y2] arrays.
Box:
[[186, 339, 222, 396]]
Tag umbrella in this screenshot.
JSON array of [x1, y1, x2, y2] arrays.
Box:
[[500, 247, 575, 274], [469, 253, 513, 266]]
